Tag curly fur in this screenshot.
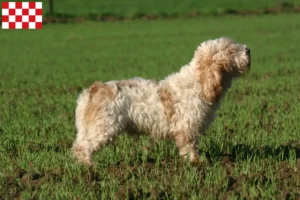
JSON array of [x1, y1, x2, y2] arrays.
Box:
[[71, 37, 251, 166]]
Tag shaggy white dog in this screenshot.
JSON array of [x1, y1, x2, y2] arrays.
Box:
[[72, 37, 251, 166]]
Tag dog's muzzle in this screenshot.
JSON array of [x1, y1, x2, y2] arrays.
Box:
[[245, 47, 250, 55]]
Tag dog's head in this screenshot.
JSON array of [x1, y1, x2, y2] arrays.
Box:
[[193, 37, 251, 104], [194, 37, 251, 76]]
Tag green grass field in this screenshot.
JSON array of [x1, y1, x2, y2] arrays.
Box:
[[1, 13, 300, 199], [1, 0, 299, 18], [41, 0, 299, 16]]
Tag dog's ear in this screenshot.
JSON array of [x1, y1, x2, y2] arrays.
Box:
[[199, 66, 223, 104], [194, 47, 224, 104]]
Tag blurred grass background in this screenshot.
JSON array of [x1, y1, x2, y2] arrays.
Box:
[[1, 0, 300, 20], [1, 0, 300, 199]]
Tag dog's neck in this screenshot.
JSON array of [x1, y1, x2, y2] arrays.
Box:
[[173, 60, 233, 105], [162, 59, 234, 106]]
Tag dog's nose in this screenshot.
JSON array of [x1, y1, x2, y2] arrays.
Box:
[[245, 47, 250, 54]]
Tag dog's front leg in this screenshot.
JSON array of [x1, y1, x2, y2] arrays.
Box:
[[174, 131, 199, 162]]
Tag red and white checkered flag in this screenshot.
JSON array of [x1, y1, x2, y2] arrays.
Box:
[[2, 2, 42, 29]]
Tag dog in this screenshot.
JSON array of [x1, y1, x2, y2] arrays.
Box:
[[71, 37, 251, 166]]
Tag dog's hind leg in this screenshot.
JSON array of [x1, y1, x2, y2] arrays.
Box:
[[71, 89, 94, 165], [72, 121, 122, 166], [71, 82, 123, 166]]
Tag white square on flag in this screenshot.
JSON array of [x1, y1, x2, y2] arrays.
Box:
[[22, 2, 29, 9], [2, 2, 43, 29], [2, 8, 8, 15], [2, 22, 9, 29], [8, 2, 15, 9], [29, 8, 35, 16], [15, 22, 22, 29], [29, 22, 36, 29], [35, 2, 42, 9], [22, 15, 29, 22], [8, 15, 15, 22], [15, 9, 22, 16]]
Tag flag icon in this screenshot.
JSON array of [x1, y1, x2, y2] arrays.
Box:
[[2, 2, 42, 29]]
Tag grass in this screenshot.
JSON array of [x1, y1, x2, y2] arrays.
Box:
[[1, 13, 300, 199], [40, 0, 299, 16], [1, 0, 300, 20]]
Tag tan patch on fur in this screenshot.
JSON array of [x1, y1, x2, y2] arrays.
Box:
[[89, 82, 115, 100], [198, 66, 223, 104], [196, 50, 232, 104], [158, 87, 175, 120], [85, 82, 116, 125], [194, 38, 241, 104]]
